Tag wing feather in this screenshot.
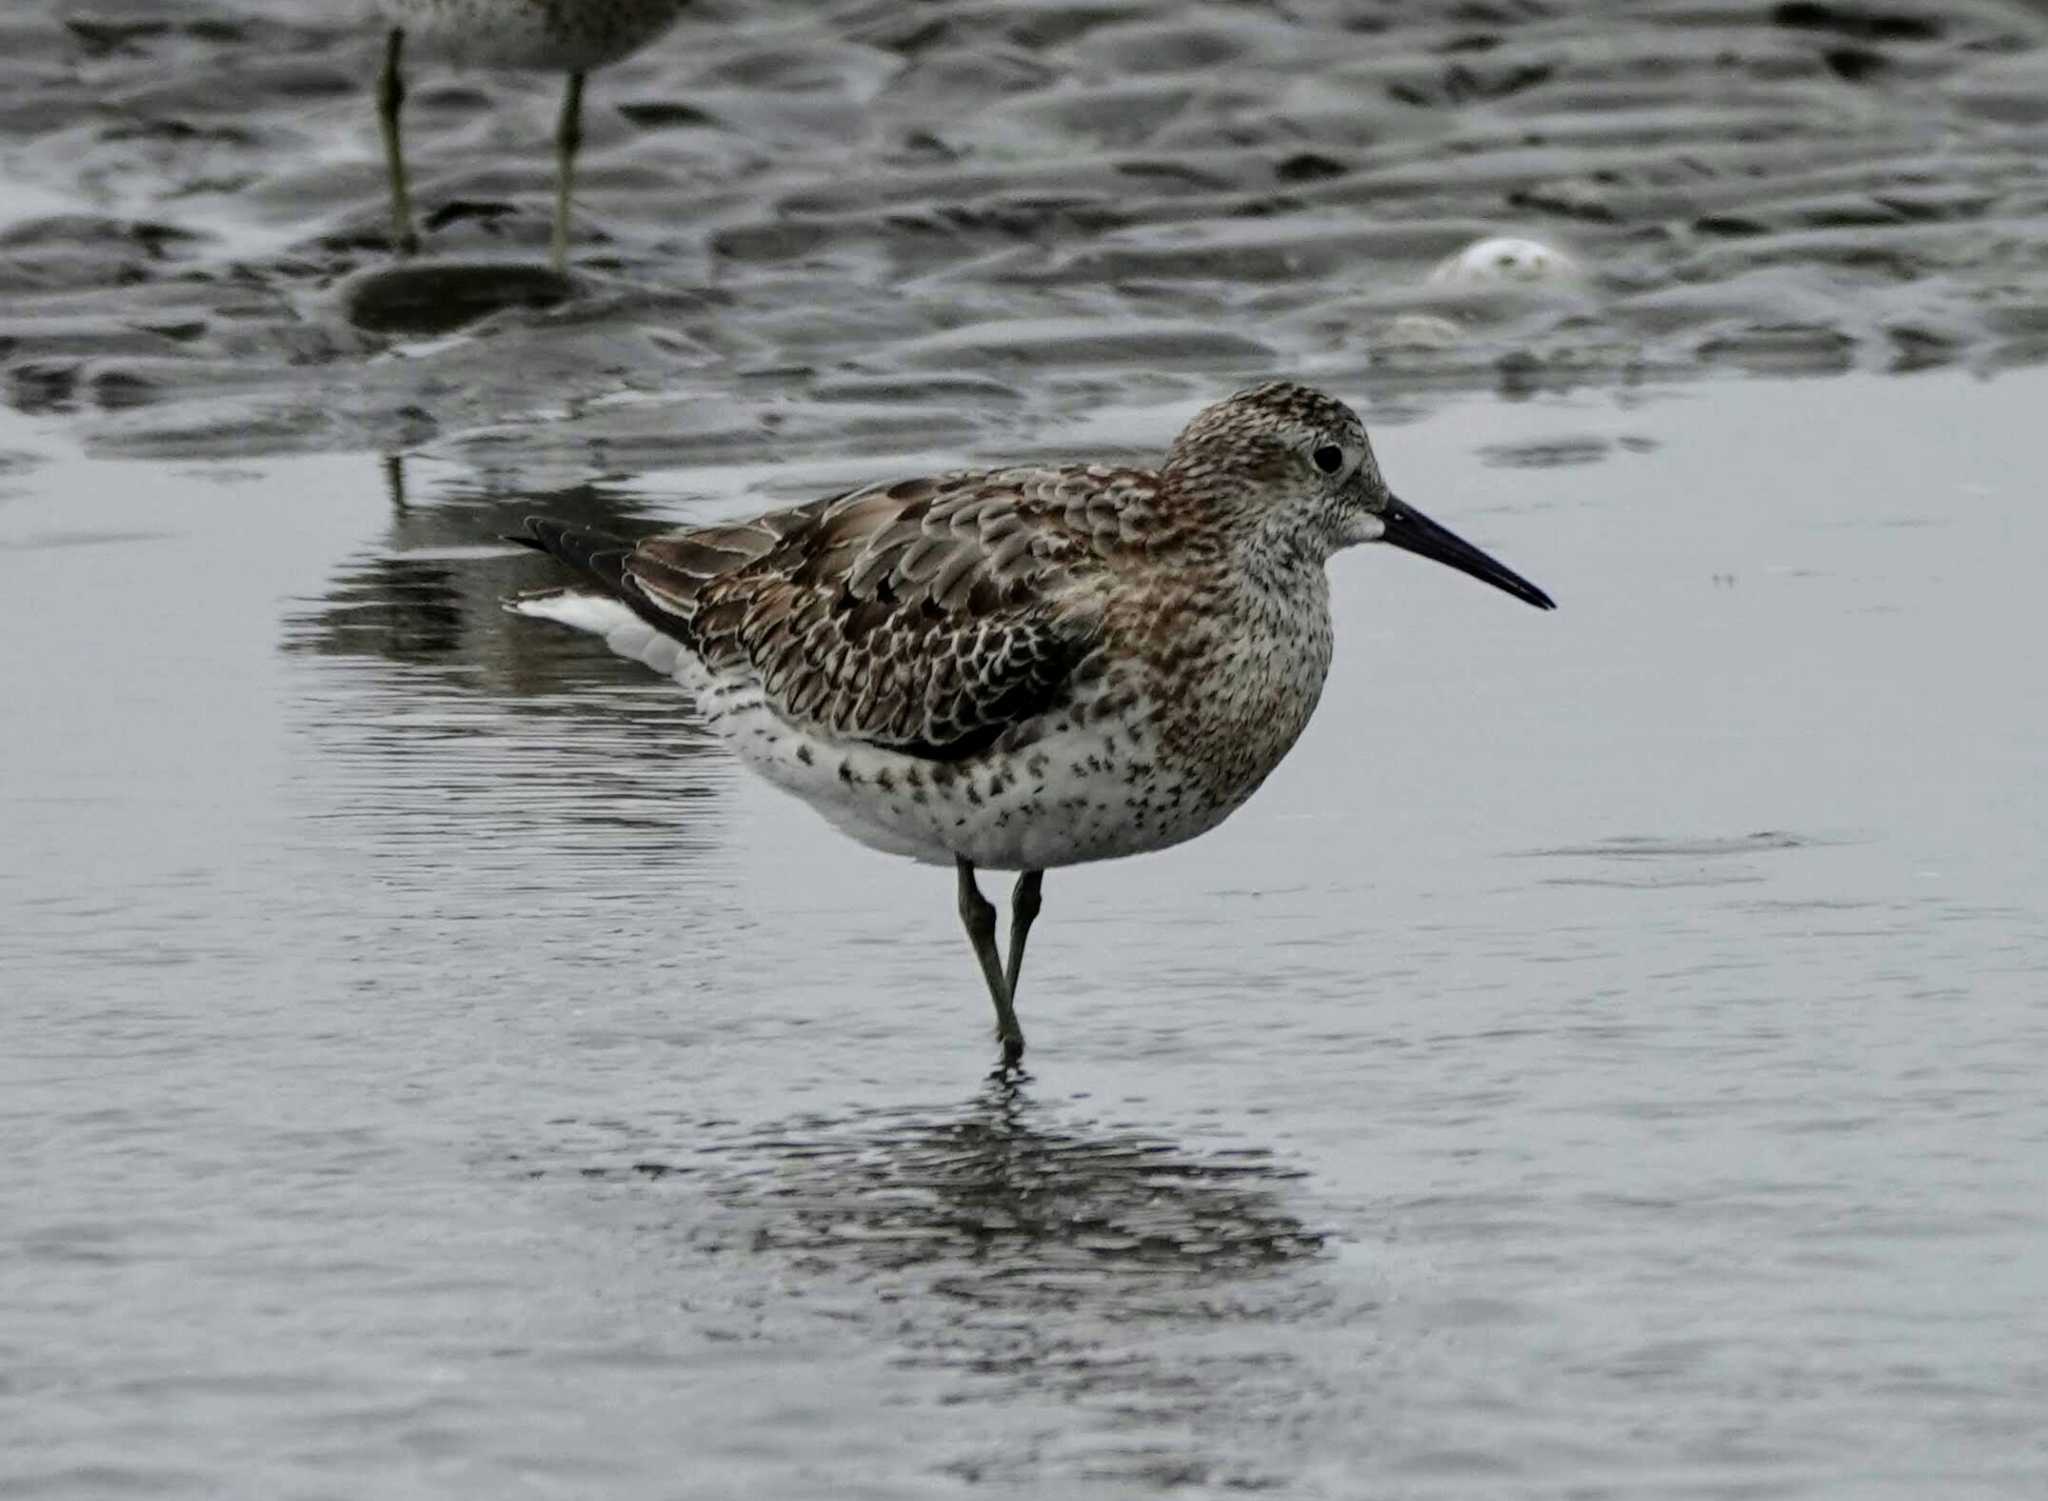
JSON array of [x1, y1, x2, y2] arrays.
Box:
[[524, 467, 1141, 760]]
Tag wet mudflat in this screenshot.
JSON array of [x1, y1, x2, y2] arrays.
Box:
[[5, 0, 2048, 1496], [6, 0, 2048, 462]]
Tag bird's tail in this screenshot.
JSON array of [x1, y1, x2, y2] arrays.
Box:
[[503, 516, 692, 678], [505, 516, 637, 598]]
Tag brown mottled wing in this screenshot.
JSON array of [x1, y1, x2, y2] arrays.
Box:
[[618, 468, 1138, 760]]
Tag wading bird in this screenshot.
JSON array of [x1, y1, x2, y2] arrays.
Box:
[[373, 0, 689, 272], [508, 382, 1554, 1070]]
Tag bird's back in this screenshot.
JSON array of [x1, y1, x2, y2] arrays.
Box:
[[514, 465, 1170, 757]]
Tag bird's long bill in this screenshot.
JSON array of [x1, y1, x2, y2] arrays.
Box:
[[1380, 496, 1556, 611]]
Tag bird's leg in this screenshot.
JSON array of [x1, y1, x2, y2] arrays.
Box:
[[550, 70, 586, 274], [956, 858, 1024, 1069], [376, 27, 419, 256], [1004, 870, 1044, 1002]]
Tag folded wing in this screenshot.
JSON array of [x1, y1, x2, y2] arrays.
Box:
[[516, 468, 1127, 760]]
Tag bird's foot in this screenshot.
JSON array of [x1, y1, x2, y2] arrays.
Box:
[[988, 1030, 1027, 1083]]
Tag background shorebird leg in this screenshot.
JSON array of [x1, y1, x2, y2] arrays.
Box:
[[956, 858, 1024, 1068], [550, 70, 585, 273], [376, 28, 418, 256], [1005, 871, 1044, 1001]]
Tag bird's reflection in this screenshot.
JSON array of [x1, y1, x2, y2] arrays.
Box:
[[560, 1084, 1331, 1416], [282, 453, 728, 862], [704, 1085, 1325, 1283], [283, 451, 678, 707]]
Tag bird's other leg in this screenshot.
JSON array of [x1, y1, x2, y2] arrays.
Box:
[[956, 858, 1023, 1070], [550, 70, 586, 274], [376, 27, 419, 256], [1004, 870, 1044, 1003]]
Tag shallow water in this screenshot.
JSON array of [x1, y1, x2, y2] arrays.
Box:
[[7, 1, 2048, 1495], [6, 365, 2047, 1497]]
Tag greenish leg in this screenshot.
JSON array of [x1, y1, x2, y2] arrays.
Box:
[[376, 28, 418, 256], [956, 858, 1024, 1069], [551, 70, 585, 274], [1004, 870, 1044, 1002]]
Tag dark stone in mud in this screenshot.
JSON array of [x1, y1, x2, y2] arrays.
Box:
[[1699, 322, 1858, 375], [0, 215, 199, 253], [1771, 3, 1941, 43], [62, 18, 169, 57], [338, 262, 575, 336], [0, 215, 207, 293], [1823, 45, 1888, 81], [615, 100, 717, 130], [7, 360, 81, 414], [710, 222, 835, 264], [1274, 152, 1349, 184], [1510, 178, 1619, 223]]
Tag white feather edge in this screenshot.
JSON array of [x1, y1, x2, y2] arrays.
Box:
[[506, 590, 688, 676]]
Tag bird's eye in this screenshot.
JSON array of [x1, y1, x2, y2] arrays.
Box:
[[1312, 444, 1345, 476]]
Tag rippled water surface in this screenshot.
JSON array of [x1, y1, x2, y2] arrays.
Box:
[[8, 368, 2046, 1498], [5, 1, 2048, 1497]]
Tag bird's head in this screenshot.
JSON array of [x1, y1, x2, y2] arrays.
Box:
[[1162, 380, 1555, 610]]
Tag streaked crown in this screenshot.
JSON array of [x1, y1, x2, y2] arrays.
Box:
[[1165, 382, 1378, 484]]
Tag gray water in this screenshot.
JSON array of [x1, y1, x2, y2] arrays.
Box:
[[6, 367, 2046, 1497], [7, 0, 2048, 1495]]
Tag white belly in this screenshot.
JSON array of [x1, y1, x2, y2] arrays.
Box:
[[707, 690, 1241, 872]]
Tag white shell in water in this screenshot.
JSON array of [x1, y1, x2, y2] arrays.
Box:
[[1427, 236, 1582, 287]]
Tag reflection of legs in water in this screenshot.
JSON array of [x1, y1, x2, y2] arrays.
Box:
[[376, 28, 419, 257], [381, 453, 407, 512], [551, 72, 586, 274]]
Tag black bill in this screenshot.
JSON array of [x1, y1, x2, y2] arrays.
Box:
[[1380, 495, 1556, 611]]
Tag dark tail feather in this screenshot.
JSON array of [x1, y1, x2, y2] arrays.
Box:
[[505, 516, 704, 647], [506, 516, 637, 600]]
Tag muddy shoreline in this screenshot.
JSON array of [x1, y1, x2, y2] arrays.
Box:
[[6, 1, 2048, 464]]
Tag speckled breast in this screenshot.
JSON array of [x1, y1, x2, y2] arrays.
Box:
[[1108, 562, 1337, 826]]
